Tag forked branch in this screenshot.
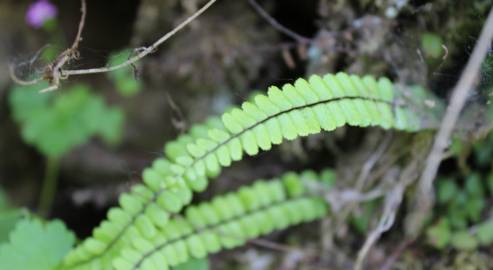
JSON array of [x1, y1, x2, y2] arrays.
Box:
[[9, 0, 218, 92]]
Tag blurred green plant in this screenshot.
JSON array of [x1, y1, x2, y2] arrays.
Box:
[[426, 172, 493, 251], [0, 190, 26, 244], [173, 258, 209, 270], [421, 32, 443, 59], [107, 49, 142, 97], [0, 217, 75, 270], [428, 58, 493, 251], [350, 201, 379, 235], [9, 83, 124, 215], [10, 83, 123, 157]]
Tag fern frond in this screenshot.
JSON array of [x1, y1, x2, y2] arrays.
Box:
[[112, 170, 330, 270], [62, 72, 438, 269]]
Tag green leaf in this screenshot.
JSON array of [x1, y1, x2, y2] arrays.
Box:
[[421, 33, 443, 58], [0, 191, 25, 244], [63, 72, 441, 268], [447, 193, 468, 229], [222, 113, 242, 134], [450, 231, 478, 251], [186, 235, 207, 258], [426, 218, 451, 249], [473, 140, 493, 166], [95, 107, 124, 145], [107, 49, 142, 97], [465, 174, 484, 198], [320, 170, 336, 189], [0, 218, 75, 270], [9, 83, 52, 123], [9, 84, 124, 158], [449, 138, 464, 157], [465, 197, 485, 223], [0, 210, 24, 244], [436, 178, 457, 204]]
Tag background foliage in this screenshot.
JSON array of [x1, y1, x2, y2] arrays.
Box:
[[1, 0, 493, 269]]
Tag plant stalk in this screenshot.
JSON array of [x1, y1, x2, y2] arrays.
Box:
[[38, 157, 60, 217]]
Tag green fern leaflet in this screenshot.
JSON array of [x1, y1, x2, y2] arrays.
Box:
[[62, 72, 443, 270]]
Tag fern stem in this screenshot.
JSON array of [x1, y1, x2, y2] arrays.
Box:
[[38, 157, 60, 217]]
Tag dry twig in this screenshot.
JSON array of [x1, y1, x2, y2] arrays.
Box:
[[9, 0, 218, 92], [9, 0, 87, 92], [247, 0, 312, 44], [416, 7, 493, 231], [354, 136, 429, 270], [355, 133, 393, 190], [354, 181, 405, 270]]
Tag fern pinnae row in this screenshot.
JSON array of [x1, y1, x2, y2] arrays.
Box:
[[65, 191, 169, 269], [64, 72, 429, 269], [191, 96, 396, 164], [120, 170, 332, 270], [108, 96, 397, 268], [130, 197, 316, 270]]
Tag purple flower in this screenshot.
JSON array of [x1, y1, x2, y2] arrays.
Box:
[[26, 0, 57, 28]]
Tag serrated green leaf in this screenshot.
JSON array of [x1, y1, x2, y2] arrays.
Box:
[[9, 84, 124, 158], [0, 218, 75, 270]]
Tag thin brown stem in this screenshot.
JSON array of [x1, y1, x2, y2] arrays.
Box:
[[70, 0, 87, 51], [38, 157, 60, 217], [8, 64, 43, 86], [63, 0, 217, 77], [9, 0, 87, 92], [9, 0, 217, 93], [247, 0, 312, 44]]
